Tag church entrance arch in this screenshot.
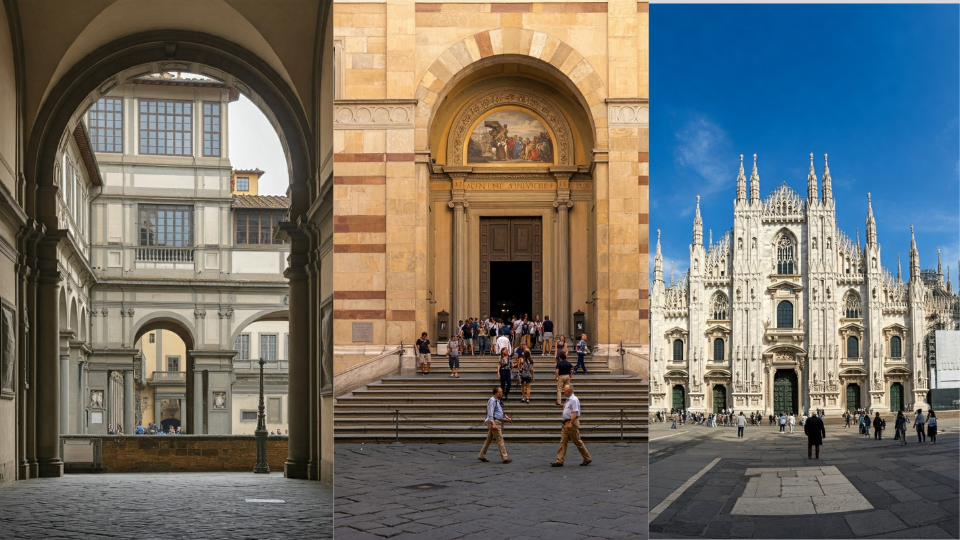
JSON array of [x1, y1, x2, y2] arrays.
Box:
[[480, 218, 542, 321], [846, 383, 862, 411], [712, 385, 727, 413], [672, 385, 685, 410], [773, 370, 798, 415], [890, 383, 904, 412]]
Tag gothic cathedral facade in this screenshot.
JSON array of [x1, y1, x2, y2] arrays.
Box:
[[650, 154, 959, 415]]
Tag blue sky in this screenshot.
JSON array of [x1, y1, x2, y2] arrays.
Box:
[[651, 4, 959, 284]]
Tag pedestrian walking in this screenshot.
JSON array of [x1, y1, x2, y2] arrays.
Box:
[[844, 411, 851, 428], [478, 386, 512, 464], [927, 410, 938, 444], [447, 335, 460, 378], [416, 332, 431, 375], [517, 345, 535, 403], [495, 329, 512, 357], [497, 349, 512, 401], [542, 315, 554, 356], [913, 409, 926, 443], [551, 384, 592, 467], [574, 333, 589, 374], [874, 412, 884, 440], [736, 411, 746, 438], [778, 413, 786, 433], [804, 413, 825, 459], [895, 411, 908, 446], [461, 318, 475, 355], [555, 335, 568, 361], [554, 353, 573, 406], [477, 317, 489, 356], [862, 414, 871, 438]]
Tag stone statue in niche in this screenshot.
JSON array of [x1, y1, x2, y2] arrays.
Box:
[[0, 304, 15, 397], [738, 237, 743, 251], [91, 390, 104, 409], [213, 392, 226, 409]]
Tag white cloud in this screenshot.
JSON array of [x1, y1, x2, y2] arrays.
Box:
[[228, 95, 290, 196], [673, 115, 736, 205]]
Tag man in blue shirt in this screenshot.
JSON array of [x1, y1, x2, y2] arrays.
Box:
[[574, 333, 588, 374], [478, 386, 512, 463]]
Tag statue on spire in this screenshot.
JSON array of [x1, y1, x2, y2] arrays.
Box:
[[693, 195, 703, 245], [822, 153, 832, 200], [736, 154, 746, 201], [749, 154, 760, 201], [866, 193, 877, 245], [909, 225, 920, 281], [654, 229, 663, 283], [807, 153, 818, 201]]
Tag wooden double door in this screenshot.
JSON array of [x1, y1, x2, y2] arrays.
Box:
[[480, 217, 542, 321]]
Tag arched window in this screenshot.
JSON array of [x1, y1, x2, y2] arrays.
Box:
[[844, 290, 862, 318], [847, 336, 859, 359], [890, 336, 902, 358], [776, 301, 793, 328], [776, 233, 796, 274], [713, 338, 725, 361], [712, 292, 729, 320], [673, 339, 684, 361]]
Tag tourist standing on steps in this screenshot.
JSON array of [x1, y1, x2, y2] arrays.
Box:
[[555, 335, 568, 361], [555, 353, 573, 406], [804, 413, 825, 459], [736, 412, 746, 438], [461, 318, 474, 356], [551, 384, 592, 467], [477, 317, 489, 356], [542, 316, 554, 357], [913, 409, 926, 442], [874, 412, 884, 440], [447, 335, 460, 378], [497, 348, 513, 401], [517, 345, 535, 403], [478, 386, 512, 464], [416, 332, 431, 375], [495, 328, 512, 357], [574, 333, 589, 374], [927, 410, 938, 444], [895, 411, 908, 446]]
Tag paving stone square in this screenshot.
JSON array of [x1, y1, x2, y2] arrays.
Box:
[[0, 472, 332, 539], [648, 418, 959, 538], [335, 442, 647, 540]]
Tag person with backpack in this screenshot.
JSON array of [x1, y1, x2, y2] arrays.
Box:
[[927, 410, 938, 444], [873, 412, 884, 440], [574, 333, 589, 374], [517, 345, 535, 403], [497, 348, 513, 401]]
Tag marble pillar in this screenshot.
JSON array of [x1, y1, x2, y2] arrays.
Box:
[[59, 353, 70, 434], [449, 200, 466, 324], [193, 370, 204, 434], [285, 261, 310, 479], [123, 370, 134, 433], [35, 273, 63, 477], [555, 200, 572, 338]]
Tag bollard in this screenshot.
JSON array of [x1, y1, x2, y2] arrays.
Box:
[[615, 408, 629, 447], [388, 409, 405, 447]]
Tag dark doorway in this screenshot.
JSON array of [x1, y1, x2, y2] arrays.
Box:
[[672, 385, 685, 409], [480, 217, 542, 319], [846, 383, 861, 412], [489, 261, 533, 321], [773, 369, 798, 415], [713, 385, 727, 413], [890, 383, 903, 412]]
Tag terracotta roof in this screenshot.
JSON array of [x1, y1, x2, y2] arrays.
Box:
[[72, 123, 103, 186], [232, 195, 290, 209]]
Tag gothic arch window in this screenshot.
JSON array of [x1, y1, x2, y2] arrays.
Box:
[[847, 336, 859, 359], [711, 292, 729, 320], [776, 301, 793, 329], [890, 336, 902, 358], [844, 290, 862, 318], [713, 338, 725, 361], [775, 231, 796, 274], [673, 339, 684, 361]]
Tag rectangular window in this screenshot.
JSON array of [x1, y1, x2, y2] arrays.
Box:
[[268, 397, 282, 423], [166, 356, 180, 372], [88, 97, 123, 153], [149, 333, 155, 343], [260, 334, 277, 361], [202, 102, 221, 157], [235, 211, 286, 245], [235, 333, 250, 360], [236, 177, 249, 191], [241, 410, 258, 422], [138, 99, 192, 156], [138, 204, 193, 247]]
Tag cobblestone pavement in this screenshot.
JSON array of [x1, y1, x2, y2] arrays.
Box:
[[648, 420, 959, 538], [0, 472, 332, 539], [335, 443, 648, 540]]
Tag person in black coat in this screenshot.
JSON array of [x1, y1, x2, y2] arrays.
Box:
[[804, 414, 826, 459]]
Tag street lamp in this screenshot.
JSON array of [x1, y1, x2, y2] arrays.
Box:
[[253, 357, 270, 473]]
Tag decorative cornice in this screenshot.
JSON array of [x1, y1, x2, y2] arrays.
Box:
[[605, 98, 649, 128], [334, 99, 416, 130]]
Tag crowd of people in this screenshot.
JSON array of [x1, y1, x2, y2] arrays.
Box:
[[844, 408, 939, 445]]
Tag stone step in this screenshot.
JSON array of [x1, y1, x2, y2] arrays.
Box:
[[334, 432, 648, 443]]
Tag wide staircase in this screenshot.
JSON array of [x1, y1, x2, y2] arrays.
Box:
[[335, 353, 648, 443]]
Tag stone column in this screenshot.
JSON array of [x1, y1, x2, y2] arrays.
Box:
[[60, 351, 70, 434], [193, 370, 204, 434], [123, 369, 134, 433], [78, 361, 86, 434], [35, 270, 63, 477], [155, 396, 162, 427], [179, 398, 186, 432], [554, 199, 573, 338], [284, 228, 311, 478], [448, 200, 467, 323]]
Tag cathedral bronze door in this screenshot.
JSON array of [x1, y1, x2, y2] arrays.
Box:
[[480, 218, 542, 320], [713, 385, 727, 413], [672, 385, 685, 410], [773, 370, 797, 414], [889, 383, 903, 412], [846, 383, 861, 411]]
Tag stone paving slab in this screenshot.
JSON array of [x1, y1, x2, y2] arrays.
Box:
[[0, 472, 332, 539], [335, 443, 647, 539], [649, 422, 959, 538]]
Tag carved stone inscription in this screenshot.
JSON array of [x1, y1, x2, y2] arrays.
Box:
[[352, 322, 374, 343]]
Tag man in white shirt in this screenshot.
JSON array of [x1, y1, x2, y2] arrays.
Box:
[[478, 386, 512, 463], [736, 412, 746, 438], [913, 409, 926, 443], [788, 413, 795, 434], [551, 384, 592, 467], [495, 333, 512, 356]]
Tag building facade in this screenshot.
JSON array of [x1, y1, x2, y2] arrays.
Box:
[[333, 0, 650, 379], [650, 154, 960, 415]]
